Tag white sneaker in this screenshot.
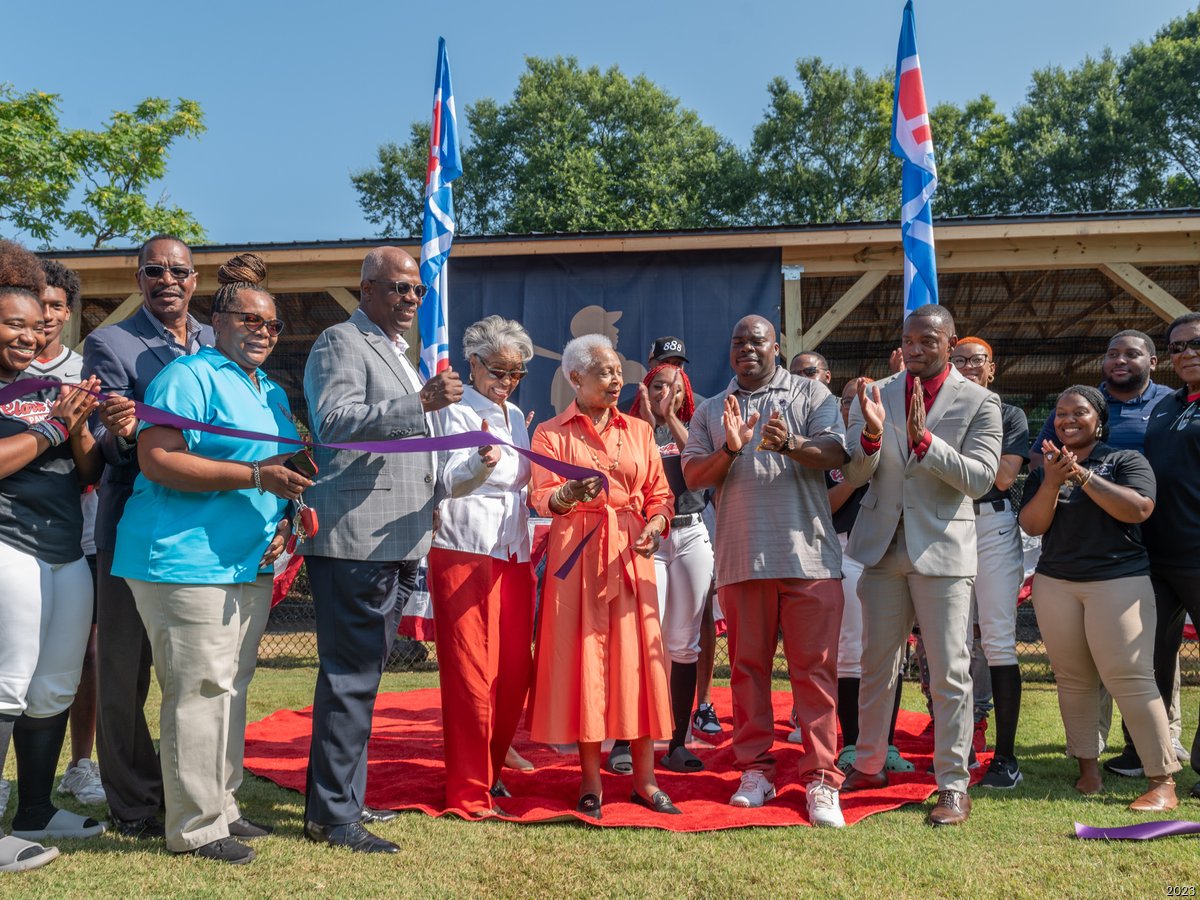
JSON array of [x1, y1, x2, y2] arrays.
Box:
[[0, 778, 9, 813], [1173, 738, 1190, 763], [806, 778, 846, 828], [729, 770, 776, 808], [56, 759, 107, 806]]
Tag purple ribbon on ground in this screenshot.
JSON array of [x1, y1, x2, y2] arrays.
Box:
[[1074, 820, 1200, 840], [1, 379, 608, 576]]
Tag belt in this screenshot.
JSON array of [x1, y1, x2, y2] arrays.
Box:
[[670, 512, 704, 529], [973, 499, 1009, 514]]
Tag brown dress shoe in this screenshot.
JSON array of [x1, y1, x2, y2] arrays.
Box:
[[1129, 780, 1177, 812], [927, 789, 971, 826], [841, 767, 889, 792]]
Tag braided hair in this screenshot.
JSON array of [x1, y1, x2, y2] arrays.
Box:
[[1057, 384, 1109, 442], [629, 363, 695, 424], [211, 252, 270, 313]]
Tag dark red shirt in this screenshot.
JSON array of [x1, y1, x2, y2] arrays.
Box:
[[861, 365, 952, 458]]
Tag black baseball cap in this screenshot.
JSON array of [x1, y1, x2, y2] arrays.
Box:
[[649, 336, 689, 364]]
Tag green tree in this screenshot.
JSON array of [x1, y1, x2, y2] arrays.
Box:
[[0, 86, 76, 243], [1008, 52, 1144, 212], [351, 56, 752, 236], [64, 98, 207, 248], [751, 58, 898, 224], [929, 95, 1016, 217], [1121, 6, 1200, 207]]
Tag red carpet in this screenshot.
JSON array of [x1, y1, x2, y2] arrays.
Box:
[[244, 686, 989, 830]]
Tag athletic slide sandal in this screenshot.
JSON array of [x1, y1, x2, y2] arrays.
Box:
[[0, 835, 59, 873], [660, 746, 705, 773], [605, 744, 633, 775], [11, 809, 106, 840]]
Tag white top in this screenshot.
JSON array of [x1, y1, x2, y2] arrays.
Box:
[[433, 386, 531, 562]]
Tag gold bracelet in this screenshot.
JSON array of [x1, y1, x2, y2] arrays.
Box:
[[862, 428, 883, 442], [1078, 469, 1094, 488], [554, 485, 578, 510]]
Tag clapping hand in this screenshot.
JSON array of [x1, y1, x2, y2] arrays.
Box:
[[1040, 439, 1079, 487], [635, 383, 656, 426], [52, 377, 101, 436], [721, 394, 760, 453], [758, 409, 787, 451], [477, 419, 501, 468], [857, 379, 885, 436]]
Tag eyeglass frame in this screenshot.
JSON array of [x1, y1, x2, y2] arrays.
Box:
[[367, 279, 428, 300], [950, 353, 991, 369], [223, 311, 285, 337], [1167, 338, 1200, 355], [472, 354, 527, 383], [138, 264, 195, 281]]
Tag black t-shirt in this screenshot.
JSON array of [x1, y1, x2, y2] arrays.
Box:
[[1022, 443, 1155, 582], [1143, 388, 1200, 569], [655, 423, 707, 517], [978, 401, 1028, 505], [826, 468, 866, 536], [0, 374, 84, 563]]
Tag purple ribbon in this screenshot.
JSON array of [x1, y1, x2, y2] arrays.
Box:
[[1, 378, 610, 577], [1074, 820, 1200, 841]]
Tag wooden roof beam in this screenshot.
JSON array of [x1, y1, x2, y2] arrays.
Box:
[[801, 269, 889, 351], [1098, 263, 1192, 323]]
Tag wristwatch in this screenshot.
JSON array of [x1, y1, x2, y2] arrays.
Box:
[[722, 443, 743, 458], [776, 432, 796, 454]]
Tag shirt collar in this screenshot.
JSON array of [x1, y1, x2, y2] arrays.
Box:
[[139, 305, 202, 348], [1100, 379, 1158, 405], [554, 400, 628, 430], [906, 364, 952, 394], [727, 365, 790, 396], [199, 345, 270, 387]]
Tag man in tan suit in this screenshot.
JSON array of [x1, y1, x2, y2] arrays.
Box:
[[839, 304, 1002, 826]]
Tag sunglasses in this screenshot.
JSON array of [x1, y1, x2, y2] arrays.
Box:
[[228, 312, 285, 336], [1167, 338, 1200, 355], [369, 279, 428, 299], [951, 354, 991, 368], [797, 366, 825, 377], [839, 397, 855, 408], [475, 357, 527, 382], [139, 264, 194, 281]]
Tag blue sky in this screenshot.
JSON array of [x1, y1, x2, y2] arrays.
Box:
[[7, 0, 1196, 248]]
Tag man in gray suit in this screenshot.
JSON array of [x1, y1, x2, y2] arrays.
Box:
[[83, 235, 214, 839], [839, 304, 1001, 826], [301, 246, 462, 853]]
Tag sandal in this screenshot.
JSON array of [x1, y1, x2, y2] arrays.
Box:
[[11, 808, 106, 840], [0, 834, 60, 873], [605, 743, 633, 775], [504, 746, 535, 772], [660, 745, 704, 773], [836, 745, 857, 773], [885, 745, 915, 773]]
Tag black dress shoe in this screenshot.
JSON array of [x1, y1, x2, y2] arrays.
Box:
[[305, 820, 398, 853], [575, 793, 602, 821], [360, 806, 399, 824], [490, 779, 512, 799], [183, 837, 255, 864], [630, 790, 682, 815], [110, 815, 166, 839], [227, 816, 273, 839]]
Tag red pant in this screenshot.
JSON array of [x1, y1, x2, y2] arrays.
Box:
[[719, 577, 844, 787], [427, 548, 534, 813]]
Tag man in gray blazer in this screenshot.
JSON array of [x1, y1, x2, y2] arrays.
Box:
[[301, 246, 462, 853], [83, 235, 214, 839], [839, 304, 1002, 826]]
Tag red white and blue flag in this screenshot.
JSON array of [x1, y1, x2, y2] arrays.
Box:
[[418, 37, 463, 381], [892, 0, 939, 317]]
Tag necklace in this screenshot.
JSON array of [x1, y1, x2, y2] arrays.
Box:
[[576, 415, 623, 472]]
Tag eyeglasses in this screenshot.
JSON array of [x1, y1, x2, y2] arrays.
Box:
[[228, 312, 285, 336], [139, 264, 194, 281], [797, 366, 825, 377], [951, 354, 990, 369], [369, 279, 428, 299], [1167, 338, 1200, 355], [839, 397, 855, 408], [475, 357, 527, 382]]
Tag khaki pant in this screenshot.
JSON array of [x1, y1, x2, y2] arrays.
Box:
[[128, 576, 272, 852], [1032, 574, 1180, 778]]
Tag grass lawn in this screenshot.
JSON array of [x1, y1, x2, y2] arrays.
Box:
[[3, 670, 1197, 899]]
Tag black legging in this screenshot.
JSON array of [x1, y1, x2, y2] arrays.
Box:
[[1117, 565, 1200, 771]]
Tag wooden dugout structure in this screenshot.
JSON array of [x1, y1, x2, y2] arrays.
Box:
[[51, 209, 1200, 413]]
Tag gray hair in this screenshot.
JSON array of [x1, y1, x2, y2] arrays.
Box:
[[462, 315, 534, 364], [561, 334, 615, 381]]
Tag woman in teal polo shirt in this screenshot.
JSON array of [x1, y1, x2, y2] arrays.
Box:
[[113, 254, 312, 865]]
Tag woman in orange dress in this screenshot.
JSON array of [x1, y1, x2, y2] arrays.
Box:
[[529, 334, 677, 819]]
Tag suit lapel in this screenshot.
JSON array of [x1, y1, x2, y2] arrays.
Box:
[[132, 308, 179, 369], [351, 309, 414, 392], [925, 367, 963, 432], [883, 375, 908, 461]]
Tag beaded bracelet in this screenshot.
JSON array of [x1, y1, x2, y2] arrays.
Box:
[[251, 460, 265, 494]]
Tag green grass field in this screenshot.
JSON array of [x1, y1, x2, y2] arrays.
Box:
[[3, 670, 1197, 899]]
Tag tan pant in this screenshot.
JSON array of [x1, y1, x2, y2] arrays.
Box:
[[857, 529, 974, 793], [1032, 574, 1180, 778], [128, 576, 272, 851]]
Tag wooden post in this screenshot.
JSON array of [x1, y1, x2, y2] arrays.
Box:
[[780, 265, 803, 362]]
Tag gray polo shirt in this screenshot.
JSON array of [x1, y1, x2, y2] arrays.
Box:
[[683, 366, 845, 587]]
